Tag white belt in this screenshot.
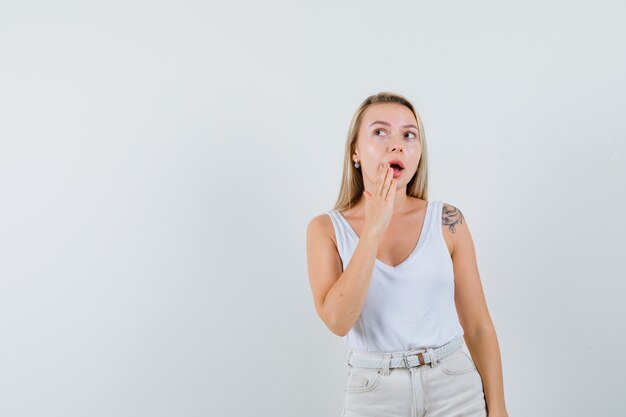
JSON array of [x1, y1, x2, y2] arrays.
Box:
[[347, 336, 463, 369]]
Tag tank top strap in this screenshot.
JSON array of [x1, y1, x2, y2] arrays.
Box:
[[326, 210, 357, 268], [429, 200, 449, 253], [431, 200, 443, 226]]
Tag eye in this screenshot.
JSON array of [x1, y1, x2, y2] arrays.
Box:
[[405, 131, 417, 139], [374, 129, 387, 136]]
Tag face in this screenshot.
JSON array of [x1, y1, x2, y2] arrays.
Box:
[[353, 103, 421, 189]]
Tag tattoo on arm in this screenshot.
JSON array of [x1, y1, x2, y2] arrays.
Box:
[[442, 204, 464, 233]]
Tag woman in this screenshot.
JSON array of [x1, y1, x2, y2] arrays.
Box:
[[306, 92, 509, 417]]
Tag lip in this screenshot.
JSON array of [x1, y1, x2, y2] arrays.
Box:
[[387, 159, 405, 169]]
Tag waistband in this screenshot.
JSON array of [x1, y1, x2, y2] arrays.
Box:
[[347, 336, 463, 373]]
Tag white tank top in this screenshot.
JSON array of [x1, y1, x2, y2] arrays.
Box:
[[326, 200, 464, 352]]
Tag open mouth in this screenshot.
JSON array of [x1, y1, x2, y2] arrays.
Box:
[[388, 161, 404, 178], [388, 160, 405, 172]]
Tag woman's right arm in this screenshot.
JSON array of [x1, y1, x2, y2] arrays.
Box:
[[306, 216, 381, 336], [306, 162, 397, 336]]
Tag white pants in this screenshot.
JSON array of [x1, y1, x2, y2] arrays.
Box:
[[342, 345, 487, 417]]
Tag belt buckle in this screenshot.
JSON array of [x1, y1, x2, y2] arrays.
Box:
[[403, 351, 426, 368]]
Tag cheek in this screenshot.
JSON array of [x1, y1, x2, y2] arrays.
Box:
[[409, 149, 422, 166], [361, 164, 379, 182]]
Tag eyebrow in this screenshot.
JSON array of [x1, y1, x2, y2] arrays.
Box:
[[369, 121, 418, 130]]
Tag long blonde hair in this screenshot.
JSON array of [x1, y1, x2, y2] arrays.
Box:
[[332, 92, 429, 212]]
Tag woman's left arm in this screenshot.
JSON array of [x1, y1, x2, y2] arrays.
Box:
[[444, 203, 509, 417]]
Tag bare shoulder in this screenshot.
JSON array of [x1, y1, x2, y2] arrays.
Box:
[[441, 202, 466, 233], [307, 213, 336, 246], [441, 201, 469, 256]]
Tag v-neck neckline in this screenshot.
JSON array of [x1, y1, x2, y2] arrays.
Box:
[[335, 201, 433, 271]]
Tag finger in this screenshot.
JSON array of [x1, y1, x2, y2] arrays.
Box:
[[375, 163, 386, 196], [385, 178, 397, 200], [381, 165, 393, 197], [377, 163, 392, 196]]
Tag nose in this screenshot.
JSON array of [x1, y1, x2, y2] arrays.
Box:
[[388, 136, 404, 152]]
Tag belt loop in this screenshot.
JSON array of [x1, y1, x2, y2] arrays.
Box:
[[426, 347, 438, 368], [381, 353, 391, 376]]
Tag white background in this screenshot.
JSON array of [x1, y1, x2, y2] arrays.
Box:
[[1, 1, 625, 416]]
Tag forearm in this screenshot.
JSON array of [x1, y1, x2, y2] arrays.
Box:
[[464, 326, 509, 416], [324, 232, 380, 336]]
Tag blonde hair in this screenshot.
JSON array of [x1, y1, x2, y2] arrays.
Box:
[[331, 92, 429, 211]]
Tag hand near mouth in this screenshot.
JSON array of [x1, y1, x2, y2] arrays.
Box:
[[362, 162, 398, 240]]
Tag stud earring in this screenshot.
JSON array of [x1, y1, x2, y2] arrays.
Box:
[[354, 161, 360, 169]]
